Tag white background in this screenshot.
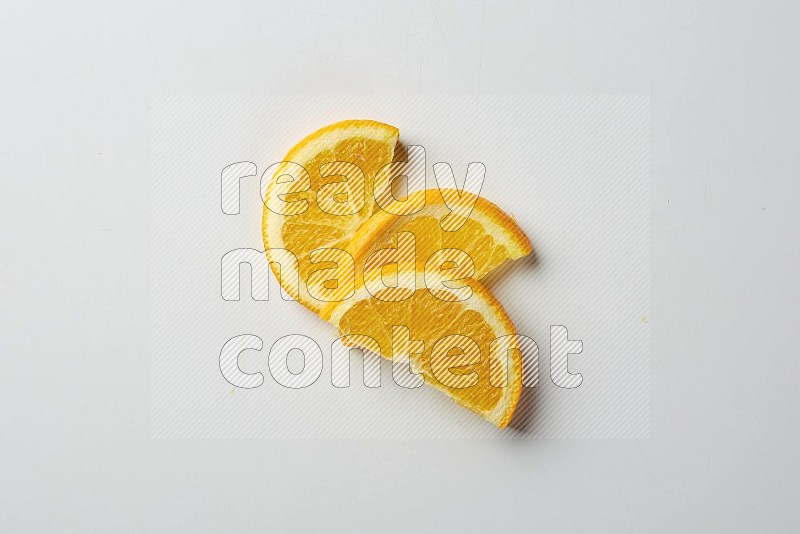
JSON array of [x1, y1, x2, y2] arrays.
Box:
[[1, 0, 798, 531]]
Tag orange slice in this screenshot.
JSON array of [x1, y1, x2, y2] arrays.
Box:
[[347, 188, 532, 281], [261, 120, 399, 313], [322, 269, 524, 427]]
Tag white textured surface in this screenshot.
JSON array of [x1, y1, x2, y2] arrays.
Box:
[[1, 0, 798, 531]]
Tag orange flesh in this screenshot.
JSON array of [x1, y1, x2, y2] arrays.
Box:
[[338, 288, 502, 413], [357, 215, 513, 277], [280, 138, 396, 288]]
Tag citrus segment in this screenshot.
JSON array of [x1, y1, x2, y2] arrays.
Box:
[[323, 270, 523, 427], [346, 189, 531, 285], [262, 120, 400, 313]]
